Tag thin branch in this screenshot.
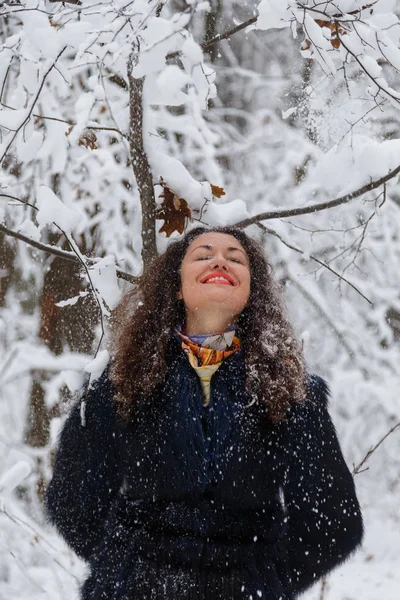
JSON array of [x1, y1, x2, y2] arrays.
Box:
[[297, 1, 378, 21], [353, 422, 400, 475], [338, 99, 385, 145], [319, 578, 328, 600], [166, 16, 258, 61], [60, 231, 107, 356], [0, 57, 14, 106], [0, 222, 77, 262], [0, 503, 79, 581], [0, 223, 138, 284], [256, 223, 371, 303], [0, 47, 67, 165], [288, 275, 355, 360], [0, 101, 126, 138], [234, 163, 400, 229], [47, 0, 82, 4], [335, 21, 400, 105], [202, 16, 258, 53]]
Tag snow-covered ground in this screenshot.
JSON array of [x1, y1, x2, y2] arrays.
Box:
[[304, 506, 400, 600]]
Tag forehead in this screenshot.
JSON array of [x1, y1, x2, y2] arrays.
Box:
[[185, 232, 246, 254]]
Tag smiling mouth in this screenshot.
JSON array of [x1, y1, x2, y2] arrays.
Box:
[[201, 274, 236, 286]]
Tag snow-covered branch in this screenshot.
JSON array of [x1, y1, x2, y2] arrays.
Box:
[[0, 223, 138, 284], [234, 162, 400, 229], [0, 46, 67, 165]]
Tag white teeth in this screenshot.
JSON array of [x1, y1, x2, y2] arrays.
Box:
[[206, 276, 230, 283]]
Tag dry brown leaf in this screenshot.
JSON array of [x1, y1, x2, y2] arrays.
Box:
[[210, 184, 226, 198], [156, 182, 192, 237], [78, 131, 98, 150], [301, 39, 312, 51]]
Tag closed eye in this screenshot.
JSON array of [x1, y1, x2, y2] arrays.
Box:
[[228, 258, 243, 264]]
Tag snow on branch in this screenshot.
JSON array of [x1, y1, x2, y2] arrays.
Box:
[[0, 46, 67, 165], [256, 222, 372, 304], [233, 162, 400, 228], [256, 0, 400, 107], [0, 222, 138, 284]]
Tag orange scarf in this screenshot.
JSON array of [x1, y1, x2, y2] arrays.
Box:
[[176, 328, 241, 368]]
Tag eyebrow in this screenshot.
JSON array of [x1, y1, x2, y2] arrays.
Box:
[[189, 244, 247, 257]]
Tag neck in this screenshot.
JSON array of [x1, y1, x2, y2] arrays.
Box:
[[185, 311, 235, 335]]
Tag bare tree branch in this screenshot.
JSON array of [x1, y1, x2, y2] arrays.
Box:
[[47, 0, 81, 4], [202, 16, 258, 53], [256, 223, 372, 303], [0, 47, 67, 165], [234, 163, 400, 229], [335, 22, 400, 106], [127, 51, 157, 269], [167, 16, 258, 61], [0, 101, 126, 138], [319, 578, 328, 600], [288, 275, 356, 359], [0, 223, 138, 284], [60, 231, 107, 358], [353, 422, 400, 475]]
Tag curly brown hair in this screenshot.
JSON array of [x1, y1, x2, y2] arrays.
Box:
[[110, 226, 307, 423]]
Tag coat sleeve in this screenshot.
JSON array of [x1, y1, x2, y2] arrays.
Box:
[[282, 374, 364, 596], [45, 371, 123, 561]]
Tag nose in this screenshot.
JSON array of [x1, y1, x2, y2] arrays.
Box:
[[211, 254, 228, 270]]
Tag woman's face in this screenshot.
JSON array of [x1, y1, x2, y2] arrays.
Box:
[[179, 232, 251, 324]]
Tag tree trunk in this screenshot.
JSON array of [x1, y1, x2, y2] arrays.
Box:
[[24, 245, 97, 449], [127, 54, 157, 269]]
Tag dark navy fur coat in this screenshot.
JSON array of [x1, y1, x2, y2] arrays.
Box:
[[46, 339, 364, 599]]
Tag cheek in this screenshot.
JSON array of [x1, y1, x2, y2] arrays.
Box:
[[180, 263, 199, 290], [240, 273, 251, 305]]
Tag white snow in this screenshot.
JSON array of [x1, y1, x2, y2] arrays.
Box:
[[1, 1, 400, 598], [84, 349, 110, 381], [35, 186, 81, 232], [0, 462, 31, 495], [89, 256, 122, 311], [205, 199, 249, 226], [256, 0, 295, 31]]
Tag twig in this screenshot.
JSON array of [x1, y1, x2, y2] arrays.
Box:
[[288, 276, 355, 359], [0, 47, 67, 165], [334, 22, 400, 106], [47, 0, 82, 4], [353, 422, 400, 475], [233, 162, 400, 229], [0, 503, 79, 581], [166, 16, 258, 61], [202, 16, 258, 53], [319, 578, 328, 600], [0, 101, 126, 138], [0, 223, 138, 284], [256, 223, 371, 303]]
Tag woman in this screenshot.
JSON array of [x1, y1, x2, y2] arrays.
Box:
[[45, 226, 364, 600]]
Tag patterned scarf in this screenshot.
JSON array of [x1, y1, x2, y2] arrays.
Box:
[[176, 325, 241, 407], [176, 325, 241, 368]]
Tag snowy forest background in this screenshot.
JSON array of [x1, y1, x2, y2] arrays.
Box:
[[0, 0, 399, 598]]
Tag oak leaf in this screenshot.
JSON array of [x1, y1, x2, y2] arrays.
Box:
[[156, 182, 192, 237]]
